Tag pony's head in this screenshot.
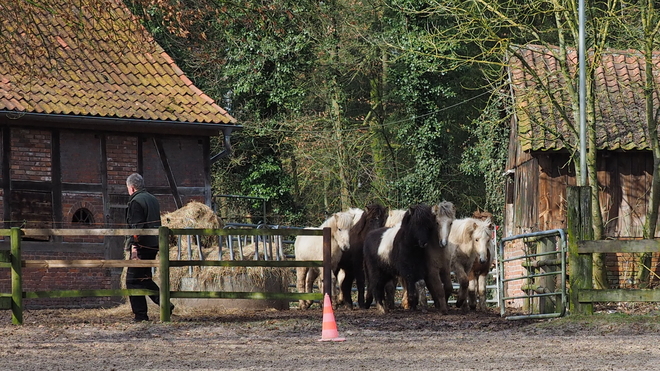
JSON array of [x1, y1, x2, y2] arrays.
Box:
[[432, 201, 456, 248], [385, 209, 406, 228], [331, 208, 363, 251], [450, 217, 495, 264], [401, 204, 438, 249], [364, 203, 387, 230], [469, 218, 494, 264]]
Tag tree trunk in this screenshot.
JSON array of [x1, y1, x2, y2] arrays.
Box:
[[638, 0, 660, 286]]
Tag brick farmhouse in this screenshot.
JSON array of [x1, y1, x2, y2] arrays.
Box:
[[0, 0, 238, 308]]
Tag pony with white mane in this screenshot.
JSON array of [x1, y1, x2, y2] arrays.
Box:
[[363, 204, 448, 314], [385, 209, 406, 228], [295, 208, 363, 309], [448, 217, 494, 312], [401, 201, 456, 313]]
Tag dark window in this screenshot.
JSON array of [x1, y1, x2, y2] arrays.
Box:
[[72, 208, 94, 225]]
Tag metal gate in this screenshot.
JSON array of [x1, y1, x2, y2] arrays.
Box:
[[498, 229, 567, 320]]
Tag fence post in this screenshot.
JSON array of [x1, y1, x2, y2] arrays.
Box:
[[567, 186, 594, 315], [10, 227, 23, 325], [322, 227, 332, 298], [159, 226, 171, 322]]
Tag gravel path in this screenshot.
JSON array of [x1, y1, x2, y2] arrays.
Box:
[[0, 304, 659, 370]]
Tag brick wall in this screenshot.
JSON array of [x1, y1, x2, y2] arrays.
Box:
[[502, 239, 527, 308], [106, 135, 138, 186], [605, 252, 660, 288], [0, 251, 122, 309], [62, 193, 105, 243], [11, 129, 52, 181]]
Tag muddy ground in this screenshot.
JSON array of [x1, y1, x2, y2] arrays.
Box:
[[0, 301, 659, 371]]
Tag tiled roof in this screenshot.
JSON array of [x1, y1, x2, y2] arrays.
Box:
[[0, 0, 236, 126], [509, 45, 656, 152]]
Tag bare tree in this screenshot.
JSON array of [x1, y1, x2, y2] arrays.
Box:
[[390, 0, 627, 288]]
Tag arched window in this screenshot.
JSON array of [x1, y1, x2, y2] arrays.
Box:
[[72, 208, 94, 225]]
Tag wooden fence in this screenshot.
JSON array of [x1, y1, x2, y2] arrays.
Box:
[[0, 226, 331, 324], [567, 186, 660, 314]]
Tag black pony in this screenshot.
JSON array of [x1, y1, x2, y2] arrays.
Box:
[[363, 204, 440, 313], [335, 203, 387, 309]]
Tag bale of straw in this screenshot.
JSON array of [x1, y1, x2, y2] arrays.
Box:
[[123, 201, 292, 310], [162, 201, 222, 248]]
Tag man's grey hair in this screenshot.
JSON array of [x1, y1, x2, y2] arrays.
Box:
[[126, 173, 145, 190]]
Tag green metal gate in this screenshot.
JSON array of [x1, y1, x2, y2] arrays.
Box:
[[498, 229, 567, 320]]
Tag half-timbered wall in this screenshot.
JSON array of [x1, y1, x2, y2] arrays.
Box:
[[0, 124, 213, 309], [504, 150, 660, 292]]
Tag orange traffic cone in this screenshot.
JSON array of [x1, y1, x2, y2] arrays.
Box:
[[318, 293, 346, 342]]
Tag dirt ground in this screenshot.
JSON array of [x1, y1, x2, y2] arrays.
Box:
[[0, 301, 660, 371]]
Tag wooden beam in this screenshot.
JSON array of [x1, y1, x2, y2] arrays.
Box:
[[579, 289, 660, 302], [24, 289, 157, 299], [21, 228, 158, 236], [153, 137, 183, 208], [23, 259, 159, 268], [170, 291, 323, 300], [21, 259, 322, 269], [578, 239, 660, 253], [169, 260, 323, 268]]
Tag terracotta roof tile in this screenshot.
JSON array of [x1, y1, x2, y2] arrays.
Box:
[[510, 45, 659, 151], [0, 0, 236, 125]]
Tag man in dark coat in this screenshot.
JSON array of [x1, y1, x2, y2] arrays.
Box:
[[125, 173, 174, 322]]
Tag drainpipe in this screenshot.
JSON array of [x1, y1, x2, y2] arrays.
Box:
[[210, 127, 235, 163]]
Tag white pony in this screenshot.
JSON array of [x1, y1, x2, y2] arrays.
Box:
[[448, 217, 494, 312], [295, 208, 363, 309]]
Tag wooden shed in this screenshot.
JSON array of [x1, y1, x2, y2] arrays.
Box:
[[504, 45, 660, 290], [0, 0, 238, 308]]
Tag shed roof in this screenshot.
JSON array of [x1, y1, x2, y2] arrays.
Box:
[[509, 45, 659, 152], [0, 0, 236, 132]]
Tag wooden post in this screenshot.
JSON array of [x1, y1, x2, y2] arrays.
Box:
[[322, 227, 332, 298], [159, 226, 171, 322], [10, 227, 23, 325], [567, 186, 594, 315], [538, 237, 557, 314]]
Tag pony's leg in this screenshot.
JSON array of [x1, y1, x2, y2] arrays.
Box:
[[355, 258, 366, 309], [296, 267, 310, 310], [454, 267, 470, 312], [424, 271, 448, 315], [363, 260, 376, 310], [335, 268, 346, 306], [355, 269, 365, 309], [384, 279, 396, 309], [370, 271, 389, 314], [468, 277, 477, 310], [416, 281, 427, 309], [439, 267, 453, 306], [477, 273, 488, 311], [401, 278, 418, 311], [307, 267, 320, 308], [401, 280, 409, 310], [339, 269, 355, 309]]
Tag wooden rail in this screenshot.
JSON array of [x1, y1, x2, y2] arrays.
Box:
[[0, 226, 331, 325], [567, 186, 660, 313]]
